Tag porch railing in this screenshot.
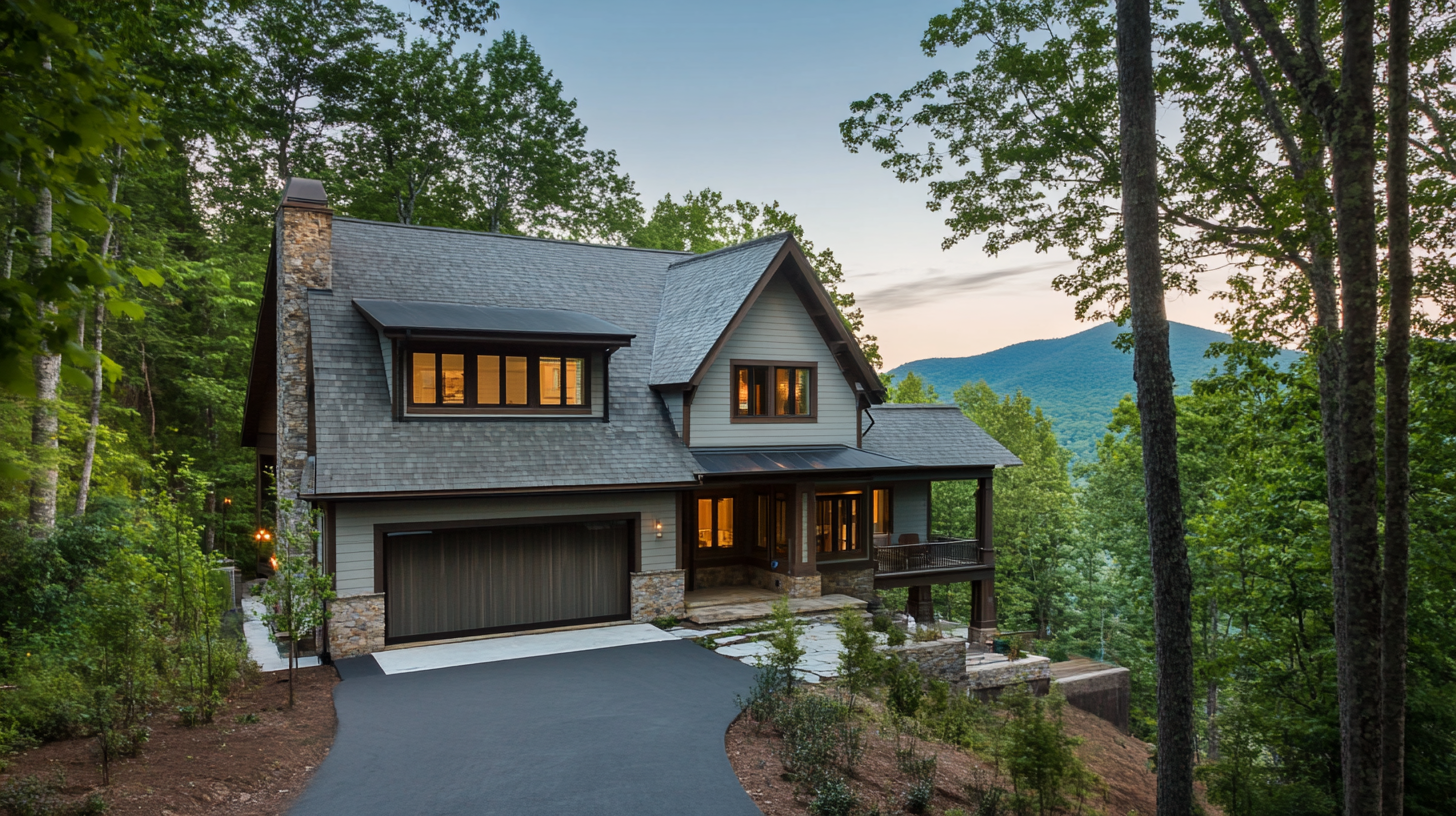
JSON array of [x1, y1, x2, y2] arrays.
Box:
[[873, 536, 982, 575]]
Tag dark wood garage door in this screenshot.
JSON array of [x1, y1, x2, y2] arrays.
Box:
[[384, 520, 631, 643]]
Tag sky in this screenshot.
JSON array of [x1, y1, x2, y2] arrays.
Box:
[[433, 0, 1227, 369]]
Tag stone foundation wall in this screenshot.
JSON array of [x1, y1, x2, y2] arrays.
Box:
[[820, 567, 875, 602], [965, 655, 1053, 699], [749, 565, 788, 593], [784, 572, 822, 599], [328, 592, 385, 658], [631, 569, 686, 622], [884, 637, 967, 683], [692, 564, 748, 589]]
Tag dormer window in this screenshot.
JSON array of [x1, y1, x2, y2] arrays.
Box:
[[732, 361, 815, 421], [409, 346, 589, 414]]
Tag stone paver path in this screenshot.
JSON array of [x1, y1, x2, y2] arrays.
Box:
[[241, 597, 319, 673]]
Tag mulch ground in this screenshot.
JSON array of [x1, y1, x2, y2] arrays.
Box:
[[728, 690, 1218, 816], [1, 665, 339, 816]]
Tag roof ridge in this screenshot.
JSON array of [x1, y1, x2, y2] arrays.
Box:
[[664, 232, 792, 269], [332, 216, 695, 256], [871, 403, 960, 408]]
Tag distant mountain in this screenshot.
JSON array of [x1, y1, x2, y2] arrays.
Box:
[[886, 322, 1303, 462]]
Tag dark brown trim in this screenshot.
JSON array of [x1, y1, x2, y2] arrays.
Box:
[[374, 512, 642, 536], [875, 564, 994, 590], [682, 387, 694, 445], [728, 358, 818, 422], [815, 557, 873, 573], [403, 346, 594, 416], [385, 613, 630, 646], [325, 501, 337, 591], [305, 479, 701, 502]]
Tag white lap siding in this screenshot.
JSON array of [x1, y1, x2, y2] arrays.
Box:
[[331, 492, 678, 597], [688, 275, 858, 447]]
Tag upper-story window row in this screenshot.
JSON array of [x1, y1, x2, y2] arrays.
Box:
[[733, 362, 814, 421], [409, 347, 588, 414]]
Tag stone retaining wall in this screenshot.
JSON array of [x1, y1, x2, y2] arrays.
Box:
[[1054, 666, 1131, 733], [328, 592, 385, 658], [783, 572, 822, 599], [883, 637, 967, 684], [631, 569, 686, 622], [964, 655, 1053, 698], [820, 567, 875, 603]]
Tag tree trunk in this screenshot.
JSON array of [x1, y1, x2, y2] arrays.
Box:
[[1116, 1, 1196, 814], [1207, 595, 1220, 761], [76, 153, 121, 518], [28, 180, 58, 533], [1382, 0, 1412, 808], [204, 491, 217, 552], [1328, 2, 1383, 812]]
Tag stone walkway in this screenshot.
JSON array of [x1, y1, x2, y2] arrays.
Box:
[[241, 597, 319, 673], [684, 593, 869, 625]]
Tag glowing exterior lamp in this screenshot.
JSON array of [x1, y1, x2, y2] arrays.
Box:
[[655, 519, 663, 538]]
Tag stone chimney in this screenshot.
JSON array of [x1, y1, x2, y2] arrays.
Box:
[[275, 178, 332, 532]]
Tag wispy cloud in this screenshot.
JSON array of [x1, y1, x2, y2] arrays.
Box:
[[859, 261, 1068, 311]]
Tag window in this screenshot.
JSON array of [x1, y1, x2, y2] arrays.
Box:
[[756, 493, 789, 558], [697, 497, 734, 550], [816, 492, 863, 558], [733, 363, 814, 419], [407, 347, 589, 414], [872, 488, 892, 536]]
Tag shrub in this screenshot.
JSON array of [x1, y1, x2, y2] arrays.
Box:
[[776, 694, 850, 793], [809, 776, 859, 816], [885, 623, 907, 648], [650, 615, 678, 629], [871, 613, 894, 634], [999, 686, 1103, 816], [736, 665, 790, 730], [885, 658, 923, 719], [919, 680, 997, 753], [234, 712, 260, 724], [0, 773, 102, 816], [836, 610, 882, 707], [912, 624, 942, 643], [757, 597, 804, 695], [903, 777, 935, 814]]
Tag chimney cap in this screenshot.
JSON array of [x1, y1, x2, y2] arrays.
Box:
[[280, 177, 329, 210]]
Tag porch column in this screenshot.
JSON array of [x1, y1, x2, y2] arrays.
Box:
[[970, 476, 997, 645], [908, 585, 935, 625], [786, 481, 821, 598]]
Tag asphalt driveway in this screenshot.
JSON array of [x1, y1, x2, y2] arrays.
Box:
[[287, 639, 762, 816]]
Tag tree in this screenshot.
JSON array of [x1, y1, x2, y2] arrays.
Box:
[[1116, 0, 1196, 808], [259, 500, 334, 707], [327, 37, 487, 225], [882, 370, 939, 404]]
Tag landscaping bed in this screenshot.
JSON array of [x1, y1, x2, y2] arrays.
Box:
[[0, 665, 338, 815]]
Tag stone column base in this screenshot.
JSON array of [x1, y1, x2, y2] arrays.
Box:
[[784, 572, 822, 598], [631, 569, 686, 622], [328, 593, 385, 658], [820, 567, 876, 602]]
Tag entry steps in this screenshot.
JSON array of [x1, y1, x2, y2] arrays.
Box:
[[682, 587, 867, 625]]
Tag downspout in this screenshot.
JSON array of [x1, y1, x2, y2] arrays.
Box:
[[602, 348, 613, 423]]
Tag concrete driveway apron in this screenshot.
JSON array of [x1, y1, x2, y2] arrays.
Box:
[[288, 638, 761, 816]]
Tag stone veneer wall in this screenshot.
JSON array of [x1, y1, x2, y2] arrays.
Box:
[[274, 203, 332, 532], [329, 593, 385, 658], [749, 565, 789, 593], [965, 655, 1053, 698], [784, 572, 822, 599], [692, 564, 748, 589], [631, 569, 685, 622], [820, 567, 875, 602], [884, 637, 967, 684]]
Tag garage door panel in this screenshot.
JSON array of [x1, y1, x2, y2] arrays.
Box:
[[386, 520, 630, 642]]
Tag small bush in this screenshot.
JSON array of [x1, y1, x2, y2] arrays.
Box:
[[650, 615, 678, 629], [736, 666, 790, 730], [234, 712, 260, 724], [885, 624, 907, 648], [0, 773, 87, 816], [912, 624, 942, 643], [919, 681, 997, 753], [871, 613, 894, 634], [776, 694, 850, 792], [809, 776, 859, 816], [836, 610, 883, 705], [903, 777, 935, 814], [758, 597, 805, 696], [100, 725, 148, 758], [999, 686, 1103, 816], [885, 659, 923, 719]]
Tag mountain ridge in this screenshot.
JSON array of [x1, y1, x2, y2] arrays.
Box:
[[885, 321, 1303, 461]]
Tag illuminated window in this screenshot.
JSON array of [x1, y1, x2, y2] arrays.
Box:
[[407, 348, 591, 414], [816, 492, 863, 558], [732, 364, 813, 419], [872, 488, 891, 535], [697, 497, 734, 549], [756, 493, 788, 557]]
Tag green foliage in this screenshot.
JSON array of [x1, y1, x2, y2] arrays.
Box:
[[885, 658, 923, 719], [883, 370, 939, 404], [918, 680, 998, 755], [775, 694, 853, 793], [835, 609, 882, 704], [259, 499, 335, 708], [756, 597, 805, 695], [0, 772, 105, 816], [650, 615, 678, 629], [808, 776, 860, 816], [998, 686, 1100, 816]]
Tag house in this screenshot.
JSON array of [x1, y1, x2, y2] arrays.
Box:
[[242, 178, 1021, 659]]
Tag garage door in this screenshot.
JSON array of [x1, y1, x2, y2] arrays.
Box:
[[384, 520, 631, 643]]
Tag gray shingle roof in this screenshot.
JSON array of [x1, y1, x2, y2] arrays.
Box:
[[649, 234, 789, 386], [860, 404, 1022, 468], [352, 298, 635, 342], [692, 445, 916, 475], [308, 219, 702, 496]]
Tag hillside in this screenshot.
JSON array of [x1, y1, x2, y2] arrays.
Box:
[[887, 321, 1303, 461]]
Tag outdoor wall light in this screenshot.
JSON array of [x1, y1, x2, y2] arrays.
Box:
[[654, 519, 663, 538]]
